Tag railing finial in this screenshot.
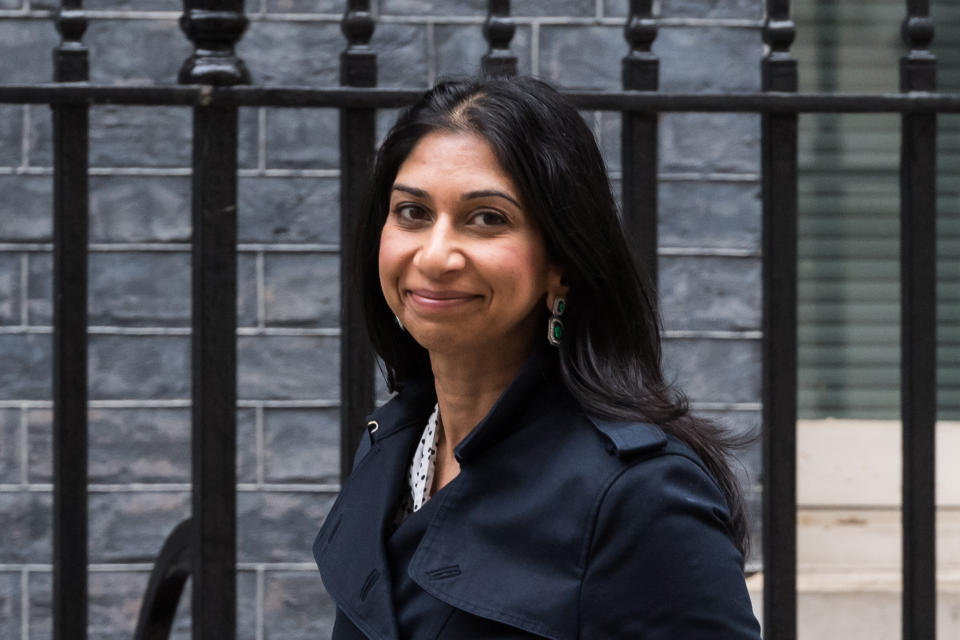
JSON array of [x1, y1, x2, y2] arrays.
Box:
[[622, 0, 657, 90], [763, 18, 796, 56], [762, 1, 797, 84], [903, 15, 935, 51], [178, 0, 251, 85], [54, 0, 88, 82], [901, 1, 935, 92], [482, 0, 517, 77], [341, 0, 376, 87]]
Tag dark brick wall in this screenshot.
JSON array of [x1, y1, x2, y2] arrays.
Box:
[[0, 0, 764, 636]]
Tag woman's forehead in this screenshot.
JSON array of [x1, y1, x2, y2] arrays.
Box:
[[392, 131, 520, 197]]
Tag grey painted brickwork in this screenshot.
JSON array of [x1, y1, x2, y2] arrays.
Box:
[[0, 0, 764, 636]]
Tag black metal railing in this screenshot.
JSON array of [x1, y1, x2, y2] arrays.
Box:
[[760, 3, 798, 637], [0, 0, 948, 638]]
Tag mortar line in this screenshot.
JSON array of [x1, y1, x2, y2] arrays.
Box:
[[595, 0, 603, 19], [19, 253, 28, 327], [0, 562, 324, 571], [0, 167, 50, 175], [256, 251, 266, 329], [11, 163, 309, 178], [0, 243, 342, 252], [91, 167, 192, 177], [0, 399, 346, 409], [256, 404, 265, 487], [0, 325, 341, 336], [256, 565, 265, 640], [21, 567, 28, 640], [0, 244, 52, 252], [426, 20, 437, 87], [237, 562, 318, 570], [20, 105, 29, 170], [19, 404, 28, 486], [0, 482, 341, 492], [0, 401, 50, 409], [0, 326, 49, 334], [258, 107, 267, 172]]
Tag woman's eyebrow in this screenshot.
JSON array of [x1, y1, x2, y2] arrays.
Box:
[[392, 183, 429, 198], [462, 189, 521, 208]]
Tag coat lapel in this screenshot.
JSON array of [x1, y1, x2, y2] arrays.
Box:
[[314, 380, 435, 640]]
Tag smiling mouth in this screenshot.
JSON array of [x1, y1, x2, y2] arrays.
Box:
[[406, 289, 481, 309]]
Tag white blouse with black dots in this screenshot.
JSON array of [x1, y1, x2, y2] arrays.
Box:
[[397, 403, 440, 520]]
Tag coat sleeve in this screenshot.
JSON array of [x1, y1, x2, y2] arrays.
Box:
[[579, 453, 761, 639]]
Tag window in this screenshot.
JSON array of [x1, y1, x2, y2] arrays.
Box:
[[795, 0, 959, 420]]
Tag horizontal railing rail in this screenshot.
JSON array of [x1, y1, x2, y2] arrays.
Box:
[[2, 84, 960, 112]]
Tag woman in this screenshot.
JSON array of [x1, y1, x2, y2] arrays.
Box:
[[314, 76, 761, 639]]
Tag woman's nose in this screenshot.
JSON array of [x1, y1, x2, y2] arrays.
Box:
[[414, 218, 465, 275]]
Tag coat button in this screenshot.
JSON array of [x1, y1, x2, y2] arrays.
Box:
[[367, 420, 379, 434]]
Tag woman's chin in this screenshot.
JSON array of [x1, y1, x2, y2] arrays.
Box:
[[406, 327, 476, 356]]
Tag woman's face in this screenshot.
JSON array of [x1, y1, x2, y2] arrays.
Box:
[[378, 131, 562, 358]]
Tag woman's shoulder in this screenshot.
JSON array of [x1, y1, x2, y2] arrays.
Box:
[[575, 423, 758, 638], [550, 408, 726, 505], [583, 414, 726, 500]]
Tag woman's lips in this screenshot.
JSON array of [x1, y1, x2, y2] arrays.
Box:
[[405, 288, 481, 311]]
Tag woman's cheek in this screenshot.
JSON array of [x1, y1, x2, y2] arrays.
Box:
[[378, 230, 404, 307]]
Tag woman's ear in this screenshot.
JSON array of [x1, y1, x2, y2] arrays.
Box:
[[546, 267, 569, 312]]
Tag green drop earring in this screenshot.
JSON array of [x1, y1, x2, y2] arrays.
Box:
[[547, 296, 566, 346]]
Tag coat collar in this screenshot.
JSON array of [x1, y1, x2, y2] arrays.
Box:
[[314, 346, 563, 639], [454, 346, 555, 463], [313, 391, 429, 640]]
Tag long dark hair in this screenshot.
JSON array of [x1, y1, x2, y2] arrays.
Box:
[[355, 76, 750, 559]]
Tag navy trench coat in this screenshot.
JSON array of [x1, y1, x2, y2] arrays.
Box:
[[313, 350, 762, 639]]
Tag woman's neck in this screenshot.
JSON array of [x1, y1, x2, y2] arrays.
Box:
[[429, 347, 530, 451]]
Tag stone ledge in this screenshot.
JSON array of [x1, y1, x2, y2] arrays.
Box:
[[797, 507, 960, 571], [747, 571, 960, 639], [799, 419, 960, 506]]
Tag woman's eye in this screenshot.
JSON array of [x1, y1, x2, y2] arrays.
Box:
[[394, 204, 428, 222], [471, 211, 508, 227]]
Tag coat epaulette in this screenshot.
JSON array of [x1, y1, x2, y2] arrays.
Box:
[[587, 416, 668, 457]]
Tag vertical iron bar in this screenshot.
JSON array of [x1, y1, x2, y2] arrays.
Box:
[[339, 1, 376, 478], [179, 2, 249, 638], [621, 0, 658, 292], [482, 0, 517, 77], [900, 2, 937, 638], [761, 2, 798, 639], [52, 2, 89, 639]]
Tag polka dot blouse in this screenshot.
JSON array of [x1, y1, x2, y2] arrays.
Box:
[[397, 403, 440, 520]]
